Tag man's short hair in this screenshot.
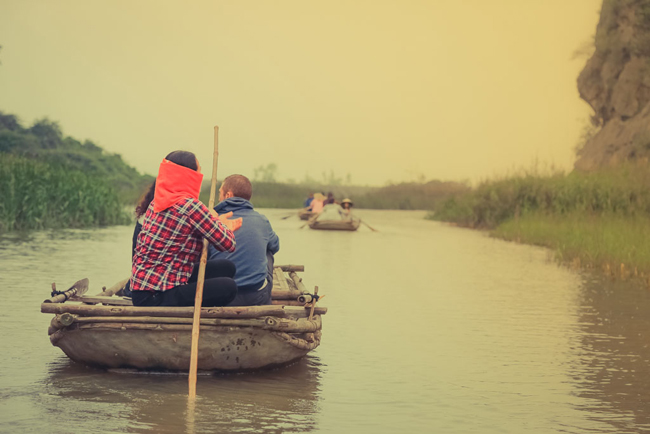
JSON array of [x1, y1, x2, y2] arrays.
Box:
[[222, 174, 253, 201]]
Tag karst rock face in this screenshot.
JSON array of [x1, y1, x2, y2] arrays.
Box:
[[575, 0, 650, 170]]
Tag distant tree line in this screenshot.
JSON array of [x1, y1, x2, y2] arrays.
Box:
[[203, 177, 468, 210]]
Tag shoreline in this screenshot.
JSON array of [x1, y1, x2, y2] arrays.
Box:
[[489, 212, 650, 288]]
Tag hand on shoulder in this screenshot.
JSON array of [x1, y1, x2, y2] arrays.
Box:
[[211, 209, 243, 232]]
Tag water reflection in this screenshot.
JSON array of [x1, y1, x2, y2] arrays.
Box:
[[7, 212, 650, 433], [570, 274, 650, 432], [42, 355, 323, 433]]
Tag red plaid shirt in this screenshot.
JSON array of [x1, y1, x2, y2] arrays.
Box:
[[130, 198, 236, 292]]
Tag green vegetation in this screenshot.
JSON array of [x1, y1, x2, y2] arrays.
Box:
[[200, 179, 468, 210], [353, 180, 468, 210], [428, 163, 650, 283], [0, 111, 151, 232], [494, 212, 650, 282], [0, 112, 153, 203], [0, 153, 130, 231]]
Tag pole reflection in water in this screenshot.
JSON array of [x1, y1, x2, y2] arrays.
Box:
[[42, 356, 323, 433], [569, 275, 650, 432]]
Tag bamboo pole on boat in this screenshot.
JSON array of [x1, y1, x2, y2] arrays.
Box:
[[96, 278, 129, 297], [75, 321, 321, 333], [288, 271, 308, 293], [189, 125, 220, 399], [278, 265, 305, 272], [271, 289, 303, 300], [41, 303, 328, 318], [66, 315, 322, 333], [43, 278, 89, 303]]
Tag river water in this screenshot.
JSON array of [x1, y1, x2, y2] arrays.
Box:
[[1, 209, 650, 433]]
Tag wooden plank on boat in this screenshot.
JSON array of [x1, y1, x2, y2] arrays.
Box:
[[70, 295, 133, 306], [41, 303, 327, 318], [277, 270, 291, 291], [272, 267, 284, 291]]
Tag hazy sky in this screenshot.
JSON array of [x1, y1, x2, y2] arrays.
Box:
[[1, 1, 600, 185]]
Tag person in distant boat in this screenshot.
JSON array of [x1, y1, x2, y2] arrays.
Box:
[[325, 192, 336, 205], [308, 192, 326, 214], [129, 150, 242, 307], [340, 198, 354, 218], [208, 174, 279, 306], [303, 193, 314, 208]]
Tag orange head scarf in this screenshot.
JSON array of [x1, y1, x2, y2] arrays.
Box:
[[153, 158, 204, 213]]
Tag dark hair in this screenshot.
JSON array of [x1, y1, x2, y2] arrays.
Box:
[[221, 174, 253, 201], [166, 150, 198, 170], [135, 180, 156, 218], [134, 151, 198, 218]]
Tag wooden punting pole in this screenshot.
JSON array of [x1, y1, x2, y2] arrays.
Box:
[[189, 125, 220, 399]]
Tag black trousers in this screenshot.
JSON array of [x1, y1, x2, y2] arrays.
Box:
[[226, 252, 274, 307], [132, 259, 237, 307]]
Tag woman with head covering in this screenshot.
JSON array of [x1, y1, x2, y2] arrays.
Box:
[[129, 150, 242, 307]]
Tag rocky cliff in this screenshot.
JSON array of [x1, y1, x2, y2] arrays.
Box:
[[575, 0, 650, 170]]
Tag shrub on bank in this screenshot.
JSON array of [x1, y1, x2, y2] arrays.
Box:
[[429, 164, 650, 228], [0, 153, 130, 232], [427, 163, 650, 283]]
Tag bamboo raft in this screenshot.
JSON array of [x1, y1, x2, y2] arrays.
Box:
[[298, 209, 317, 220], [41, 265, 326, 372], [308, 218, 361, 231]]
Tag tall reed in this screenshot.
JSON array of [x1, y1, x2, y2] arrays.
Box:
[[428, 162, 650, 283], [0, 154, 130, 232], [430, 163, 650, 228], [495, 212, 650, 282]]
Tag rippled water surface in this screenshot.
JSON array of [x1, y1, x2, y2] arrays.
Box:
[[1, 209, 650, 433]]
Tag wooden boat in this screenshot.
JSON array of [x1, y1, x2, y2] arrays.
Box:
[[298, 209, 317, 220], [41, 265, 326, 372], [308, 217, 360, 231]]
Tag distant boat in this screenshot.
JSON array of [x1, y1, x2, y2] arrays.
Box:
[[307, 203, 360, 231], [308, 217, 360, 231], [298, 209, 317, 220], [41, 266, 326, 372]]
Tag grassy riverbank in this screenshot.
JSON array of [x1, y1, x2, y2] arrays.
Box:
[[0, 111, 152, 232], [429, 164, 650, 283], [0, 153, 130, 232], [0, 111, 153, 204], [495, 212, 650, 282]]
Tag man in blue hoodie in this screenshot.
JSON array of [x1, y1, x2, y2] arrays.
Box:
[[208, 174, 280, 306]]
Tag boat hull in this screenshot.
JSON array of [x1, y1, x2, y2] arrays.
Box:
[[50, 323, 320, 371], [42, 266, 326, 372], [308, 219, 360, 231]]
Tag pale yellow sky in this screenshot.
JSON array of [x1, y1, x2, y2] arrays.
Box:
[[0, 0, 600, 185]]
